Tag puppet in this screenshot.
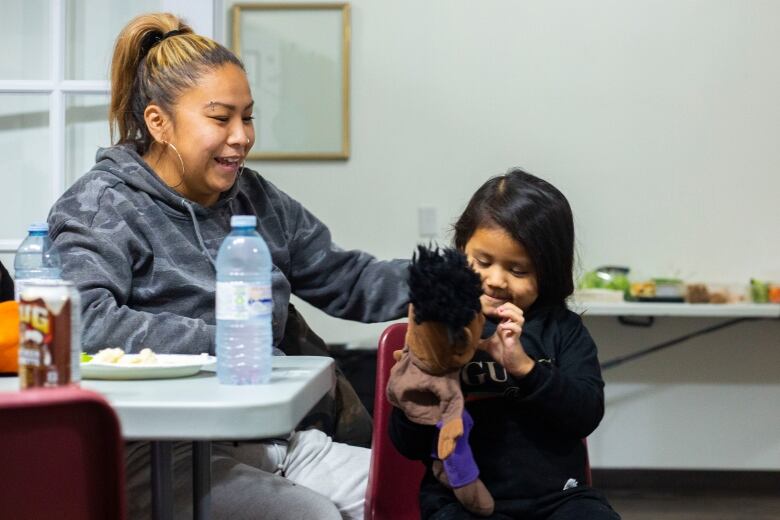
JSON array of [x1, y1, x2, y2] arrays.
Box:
[[387, 245, 495, 516]]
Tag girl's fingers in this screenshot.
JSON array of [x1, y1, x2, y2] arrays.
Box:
[[497, 304, 524, 324], [482, 305, 501, 319], [498, 322, 521, 335], [476, 338, 490, 351]]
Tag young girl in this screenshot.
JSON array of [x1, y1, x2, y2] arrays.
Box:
[[48, 12, 408, 520], [389, 169, 620, 519]]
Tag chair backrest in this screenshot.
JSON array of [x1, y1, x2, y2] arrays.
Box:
[[365, 322, 425, 520], [0, 386, 126, 520]]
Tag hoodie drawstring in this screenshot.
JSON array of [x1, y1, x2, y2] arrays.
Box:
[[181, 199, 217, 268]]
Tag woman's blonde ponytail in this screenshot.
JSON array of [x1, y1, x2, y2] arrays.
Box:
[[108, 13, 243, 153]]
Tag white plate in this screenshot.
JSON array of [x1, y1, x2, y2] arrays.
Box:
[[81, 354, 216, 380]]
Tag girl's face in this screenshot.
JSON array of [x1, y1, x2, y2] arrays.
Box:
[[464, 226, 539, 316], [160, 63, 255, 206]]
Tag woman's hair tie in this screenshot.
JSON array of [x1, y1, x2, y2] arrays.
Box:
[[139, 28, 185, 60]]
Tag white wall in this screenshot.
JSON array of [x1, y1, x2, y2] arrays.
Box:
[[223, 0, 780, 470]]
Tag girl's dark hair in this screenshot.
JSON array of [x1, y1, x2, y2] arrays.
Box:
[[109, 12, 245, 154], [453, 168, 575, 309]]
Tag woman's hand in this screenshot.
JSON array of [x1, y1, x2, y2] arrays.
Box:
[[479, 303, 535, 377]]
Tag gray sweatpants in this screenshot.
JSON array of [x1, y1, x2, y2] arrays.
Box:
[[126, 429, 370, 519]]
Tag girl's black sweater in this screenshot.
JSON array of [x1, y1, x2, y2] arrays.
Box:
[[388, 306, 605, 517]]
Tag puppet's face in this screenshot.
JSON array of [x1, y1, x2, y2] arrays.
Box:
[[406, 306, 485, 375]]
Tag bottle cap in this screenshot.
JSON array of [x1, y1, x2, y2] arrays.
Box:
[[230, 215, 257, 228], [28, 223, 49, 232]]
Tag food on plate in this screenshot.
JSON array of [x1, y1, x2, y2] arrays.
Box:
[[89, 347, 158, 365], [123, 348, 158, 365], [92, 347, 125, 363]]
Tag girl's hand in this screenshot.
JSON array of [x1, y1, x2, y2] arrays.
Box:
[[479, 303, 535, 377]]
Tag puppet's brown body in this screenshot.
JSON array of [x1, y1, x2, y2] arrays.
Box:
[[387, 306, 495, 516], [387, 345, 463, 426]]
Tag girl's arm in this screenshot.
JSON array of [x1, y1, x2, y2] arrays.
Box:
[[506, 339, 604, 439], [481, 306, 605, 439]]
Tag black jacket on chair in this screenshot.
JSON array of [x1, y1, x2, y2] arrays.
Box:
[[0, 261, 13, 302]]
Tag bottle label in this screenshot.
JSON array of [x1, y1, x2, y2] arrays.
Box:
[[216, 282, 272, 320]]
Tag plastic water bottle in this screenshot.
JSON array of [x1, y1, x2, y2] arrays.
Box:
[[14, 223, 62, 298], [215, 215, 273, 384]]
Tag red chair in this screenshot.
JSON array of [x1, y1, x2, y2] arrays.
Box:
[[365, 322, 425, 520], [0, 386, 126, 520], [364, 323, 592, 519]]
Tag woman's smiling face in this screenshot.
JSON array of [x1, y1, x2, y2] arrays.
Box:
[[464, 226, 539, 316], [150, 63, 255, 206]]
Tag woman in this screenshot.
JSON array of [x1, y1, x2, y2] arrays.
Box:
[[48, 13, 407, 520]]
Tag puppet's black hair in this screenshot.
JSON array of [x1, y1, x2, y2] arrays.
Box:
[[408, 245, 483, 343]]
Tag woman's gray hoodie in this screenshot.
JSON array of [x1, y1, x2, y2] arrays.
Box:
[[48, 145, 408, 354]]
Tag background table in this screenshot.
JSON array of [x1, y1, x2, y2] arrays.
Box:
[[571, 301, 780, 318], [569, 302, 780, 369]]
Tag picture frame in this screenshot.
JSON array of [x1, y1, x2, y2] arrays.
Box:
[[232, 3, 351, 160]]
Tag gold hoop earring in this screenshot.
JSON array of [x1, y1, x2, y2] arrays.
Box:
[[239, 138, 250, 178], [164, 141, 186, 188]]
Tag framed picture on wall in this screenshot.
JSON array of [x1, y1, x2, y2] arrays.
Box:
[[231, 3, 351, 160]]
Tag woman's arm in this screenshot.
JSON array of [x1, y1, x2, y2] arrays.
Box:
[[280, 190, 409, 322]]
